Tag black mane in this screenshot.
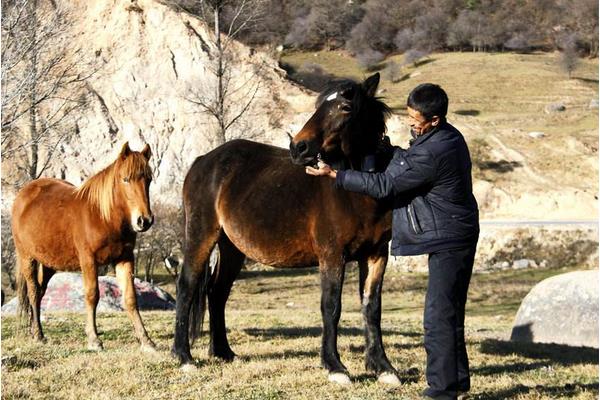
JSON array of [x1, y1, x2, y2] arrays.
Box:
[[316, 78, 393, 171]]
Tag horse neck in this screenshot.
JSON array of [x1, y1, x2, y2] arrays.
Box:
[[78, 164, 130, 232]]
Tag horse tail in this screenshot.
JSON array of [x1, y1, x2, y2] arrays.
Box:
[[188, 260, 211, 346], [15, 256, 31, 333]]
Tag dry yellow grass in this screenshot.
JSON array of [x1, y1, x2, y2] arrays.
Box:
[[2, 265, 597, 399]]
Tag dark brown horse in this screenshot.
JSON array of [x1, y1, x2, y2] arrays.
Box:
[[12, 142, 156, 351], [173, 73, 400, 384]]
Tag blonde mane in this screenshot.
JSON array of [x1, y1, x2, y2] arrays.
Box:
[[75, 152, 152, 222]]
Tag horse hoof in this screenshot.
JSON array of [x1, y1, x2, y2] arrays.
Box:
[[328, 372, 352, 385], [87, 341, 104, 351], [180, 363, 197, 373], [378, 372, 401, 386]]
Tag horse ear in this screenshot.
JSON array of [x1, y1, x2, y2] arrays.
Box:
[[141, 143, 152, 160], [120, 142, 131, 159], [362, 73, 380, 97]]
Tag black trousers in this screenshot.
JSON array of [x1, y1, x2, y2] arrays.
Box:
[[422, 244, 476, 400]]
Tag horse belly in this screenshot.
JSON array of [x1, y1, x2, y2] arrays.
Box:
[[17, 229, 80, 270], [223, 226, 317, 268]]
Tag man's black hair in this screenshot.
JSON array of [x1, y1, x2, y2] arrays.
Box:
[[407, 83, 448, 122]]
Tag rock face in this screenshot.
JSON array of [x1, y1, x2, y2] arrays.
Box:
[[1, 272, 175, 314], [2, 0, 313, 207], [510, 270, 598, 348]]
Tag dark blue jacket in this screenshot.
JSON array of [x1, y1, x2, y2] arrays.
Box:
[[336, 122, 479, 256]]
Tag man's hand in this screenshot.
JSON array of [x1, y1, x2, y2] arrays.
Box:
[[305, 161, 337, 179]]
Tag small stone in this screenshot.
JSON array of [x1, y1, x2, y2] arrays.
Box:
[[501, 261, 510, 269], [528, 131, 545, 139], [512, 259, 530, 269], [544, 102, 566, 113]]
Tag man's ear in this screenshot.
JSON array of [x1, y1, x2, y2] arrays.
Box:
[[362, 73, 380, 97], [431, 116, 440, 126]]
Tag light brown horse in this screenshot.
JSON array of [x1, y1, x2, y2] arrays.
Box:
[[12, 142, 156, 351]]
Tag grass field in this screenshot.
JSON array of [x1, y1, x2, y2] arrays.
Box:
[[2, 264, 597, 399]]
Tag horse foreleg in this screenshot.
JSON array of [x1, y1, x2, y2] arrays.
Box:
[[81, 262, 102, 351], [319, 259, 349, 383], [115, 260, 156, 352], [359, 247, 399, 385]]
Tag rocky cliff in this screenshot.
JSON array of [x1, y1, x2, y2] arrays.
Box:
[[2, 0, 315, 208]]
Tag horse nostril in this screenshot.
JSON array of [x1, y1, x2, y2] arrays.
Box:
[[137, 216, 144, 228], [297, 141, 308, 155]]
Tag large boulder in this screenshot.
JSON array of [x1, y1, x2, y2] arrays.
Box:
[[511, 270, 598, 348], [1, 272, 175, 314]]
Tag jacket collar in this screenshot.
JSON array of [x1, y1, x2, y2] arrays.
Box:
[[409, 121, 448, 147]]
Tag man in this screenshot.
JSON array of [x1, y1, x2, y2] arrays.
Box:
[[306, 83, 479, 400]]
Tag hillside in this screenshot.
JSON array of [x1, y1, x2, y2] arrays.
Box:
[[1, 0, 314, 208], [282, 50, 599, 220], [1, 0, 597, 221]]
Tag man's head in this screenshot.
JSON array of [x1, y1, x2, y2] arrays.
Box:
[[406, 83, 448, 136]]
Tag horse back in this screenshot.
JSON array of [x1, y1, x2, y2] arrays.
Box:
[[11, 178, 124, 269]]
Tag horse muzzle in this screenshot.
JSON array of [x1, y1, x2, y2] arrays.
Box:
[[133, 214, 154, 232], [289, 140, 320, 166]]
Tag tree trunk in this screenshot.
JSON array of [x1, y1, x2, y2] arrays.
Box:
[[28, 0, 39, 181], [214, 6, 226, 146]]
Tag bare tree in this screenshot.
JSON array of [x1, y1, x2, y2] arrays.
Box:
[[1, 0, 92, 186], [558, 33, 580, 79], [182, 0, 265, 147], [284, 0, 362, 50], [356, 48, 385, 71], [383, 60, 401, 83]]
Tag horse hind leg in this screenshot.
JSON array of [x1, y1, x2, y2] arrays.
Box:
[[172, 215, 221, 366], [38, 265, 56, 299], [17, 253, 44, 342], [207, 234, 245, 361]]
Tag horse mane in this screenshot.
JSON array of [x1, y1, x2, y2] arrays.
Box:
[[316, 78, 393, 168], [75, 152, 152, 222]]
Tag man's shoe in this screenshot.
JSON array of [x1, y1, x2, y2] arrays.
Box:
[[420, 389, 470, 400]]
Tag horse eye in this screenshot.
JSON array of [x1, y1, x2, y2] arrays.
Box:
[[340, 104, 352, 113]]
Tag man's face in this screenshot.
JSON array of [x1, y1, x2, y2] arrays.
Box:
[[407, 106, 439, 136]]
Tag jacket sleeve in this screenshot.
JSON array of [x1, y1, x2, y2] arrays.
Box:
[[335, 147, 437, 199]]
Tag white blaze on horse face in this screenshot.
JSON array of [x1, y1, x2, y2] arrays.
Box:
[[326, 92, 338, 102]]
